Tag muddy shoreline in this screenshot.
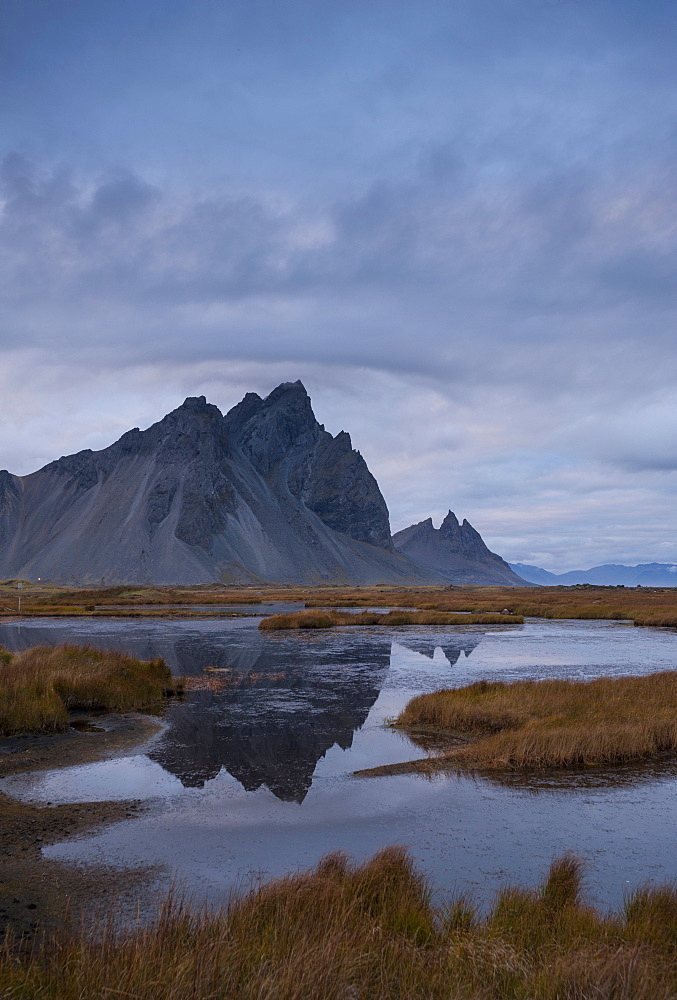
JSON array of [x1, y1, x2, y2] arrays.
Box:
[[0, 714, 163, 939]]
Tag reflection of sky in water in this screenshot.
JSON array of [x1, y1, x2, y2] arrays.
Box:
[[8, 756, 185, 801], [2, 616, 677, 907]]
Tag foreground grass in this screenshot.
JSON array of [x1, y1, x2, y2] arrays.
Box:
[[0, 644, 181, 737], [259, 609, 523, 630], [2, 848, 676, 999], [385, 672, 677, 771]]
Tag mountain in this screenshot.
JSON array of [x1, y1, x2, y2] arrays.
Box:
[[508, 563, 560, 585], [0, 382, 442, 586], [393, 512, 530, 586], [511, 562, 677, 587]]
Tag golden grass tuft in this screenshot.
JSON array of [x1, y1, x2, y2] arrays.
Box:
[[259, 609, 523, 630], [0, 644, 180, 737], [392, 672, 677, 770], [2, 848, 677, 998], [633, 613, 677, 627]]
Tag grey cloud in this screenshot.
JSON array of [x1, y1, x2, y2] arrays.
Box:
[[1, 0, 677, 572], [1, 148, 676, 424], [0, 149, 670, 295], [87, 171, 159, 224], [0, 152, 73, 212], [519, 168, 594, 256], [599, 249, 677, 301], [0, 144, 676, 487]]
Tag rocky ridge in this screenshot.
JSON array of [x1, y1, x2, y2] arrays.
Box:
[[0, 382, 440, 586], [393, 512, 529, 586]]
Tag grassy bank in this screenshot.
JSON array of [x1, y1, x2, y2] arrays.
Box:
[[377, 673, 677, 772], [5, 581, 677, 626], [259, 609, 523, 630], [2, 848, 676, 999], [299, 584, 677, 625], [0, 644, 181, 737]]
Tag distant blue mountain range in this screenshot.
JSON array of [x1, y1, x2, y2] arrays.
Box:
[[509, 562, 677, 587]]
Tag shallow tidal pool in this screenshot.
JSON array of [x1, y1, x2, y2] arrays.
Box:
[[2, 614, 677, 909]]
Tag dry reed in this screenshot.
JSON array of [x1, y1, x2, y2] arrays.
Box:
[[0, 644, 180, 736], [7, 582, 677, 627], [2, 848, 676, 999], [259, 609, 523, 630], [394, 672, 677, 769]]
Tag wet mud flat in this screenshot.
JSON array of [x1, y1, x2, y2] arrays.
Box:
[[0, 714, 161, 939]]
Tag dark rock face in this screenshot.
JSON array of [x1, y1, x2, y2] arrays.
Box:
[[225, 381, 392, 549], [0, 471, 22, 557], [0, 382, 437, 585], [393, 511, 529, 586]]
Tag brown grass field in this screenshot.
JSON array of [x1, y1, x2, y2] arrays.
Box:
[[3, 580, 677, 626], [369, 672, 677, 773], [0, 644, 181, 737], [259, 608, 523, 629], [2, 848, 676, 999]]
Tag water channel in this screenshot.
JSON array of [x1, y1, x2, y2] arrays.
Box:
[[2, 613, 677, 908]]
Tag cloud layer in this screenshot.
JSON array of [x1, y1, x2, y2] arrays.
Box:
[[1, 0, 676, 570]]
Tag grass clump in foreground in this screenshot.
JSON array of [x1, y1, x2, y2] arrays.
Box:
[[389, 672, 677, 771], [0, 644, 180, 737], [2, 848, 677, 999], [259, 609, 523, 630]]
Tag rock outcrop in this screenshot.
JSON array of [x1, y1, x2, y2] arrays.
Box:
[[393, 511, 529, 586], [0, 382, 440, 586]]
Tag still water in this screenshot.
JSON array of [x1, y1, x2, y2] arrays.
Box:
[[2, 615, 677, 907]]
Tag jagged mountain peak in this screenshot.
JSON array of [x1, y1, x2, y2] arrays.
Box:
[[226, 381, 314, 441], [167, 395, 224, 422], [394, 512, 529, 587], [117, 396, 229, 471], [266, 378, 308, 397], [259, 380, 314, 425], [440, 510, 460, 532], [181, 394, 208, 408], [0, 382, 438, 585], [227, 383, 320, 476], [224, 391, 263, 428], [405, 516, 434, 534]]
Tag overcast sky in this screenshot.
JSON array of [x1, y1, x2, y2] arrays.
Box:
[[1, 0, 676, 570]]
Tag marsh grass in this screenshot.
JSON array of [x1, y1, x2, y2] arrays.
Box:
[[394, 672, 677, 769], [16, 586, 263, 610], [632, 613, 677, 626], [7, 582, 677, 626], [0, 644, 180, 737], [299, 585, 677, 626], [259, 609, 523, 630], [2, 848, 676, 999]]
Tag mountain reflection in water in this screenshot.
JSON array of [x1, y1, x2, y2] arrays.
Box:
[[148, 633, 480, 802], [0, 618, 480, 804]]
